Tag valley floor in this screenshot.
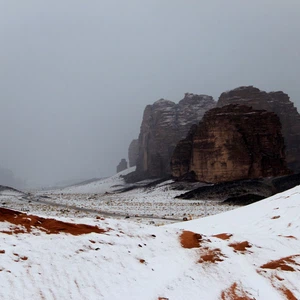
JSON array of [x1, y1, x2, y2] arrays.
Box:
[[0, 171, 299, 299]]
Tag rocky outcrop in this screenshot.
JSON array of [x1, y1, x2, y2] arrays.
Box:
[[134, 93, 216, 179], [171, 105, 290, 183], [116, 159, 128, 173], [218, 86, 300, 172], [128, 139, 139, 167], [175, 172, 300, 204]]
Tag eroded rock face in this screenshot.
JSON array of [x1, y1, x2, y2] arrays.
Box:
[[171, 105, 290, 183], [218, 86, 300, 172], [116, 158, 128, 173], [128, 139, 139, 167], [135, 93, 216, 178]]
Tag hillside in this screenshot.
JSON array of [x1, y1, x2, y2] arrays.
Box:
[[56, 167, 136, 194], [0, 184, 299, 299]]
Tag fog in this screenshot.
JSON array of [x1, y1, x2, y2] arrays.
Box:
[[1, 0, 300, 188]]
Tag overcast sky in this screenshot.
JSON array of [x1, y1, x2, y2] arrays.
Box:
[[1, 0, 300, 187]]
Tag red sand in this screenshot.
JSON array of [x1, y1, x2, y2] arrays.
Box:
[[180, 230, 202, 249], [260, 255, 300, 272], [279, 235, 297, 240], [229, 241, 252, 252], [199, 248, 225, 264], [280, 286, 297, 300], [220, 282, 253, 300], [0, 207, 106, 236], [213, 233, 233, 240]]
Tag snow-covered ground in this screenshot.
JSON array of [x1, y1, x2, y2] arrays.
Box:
[[0, 182, 299, 299], [55, 167, 136, 194], [0, 168, 238, 225]]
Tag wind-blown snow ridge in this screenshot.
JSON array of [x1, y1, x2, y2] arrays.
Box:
[[0, 185, 299, 299]]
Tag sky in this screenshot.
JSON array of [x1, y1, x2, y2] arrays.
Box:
[[0, 0, 300, 187]]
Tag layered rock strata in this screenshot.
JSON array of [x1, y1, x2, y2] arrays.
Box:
[[218, 86, 300, 172], [135, 93, 216, 178], [171, 105, 290, 183]]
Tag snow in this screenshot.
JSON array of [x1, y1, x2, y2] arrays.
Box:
[[0, 174, 299, 299], [55, 167, 136, 194]]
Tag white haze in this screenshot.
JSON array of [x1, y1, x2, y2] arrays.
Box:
[[0, 0, 300, 187]]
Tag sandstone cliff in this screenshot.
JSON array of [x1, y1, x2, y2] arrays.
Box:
[[135, 93, 216, 179], [116, 158, 128, 173], [128, 139, 138, 167], [171, 105, 290, 183], [218, 86, 300, 172]]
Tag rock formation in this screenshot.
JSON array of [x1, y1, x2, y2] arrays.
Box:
[[128, 139, 139, 167], [171, 105, 290, 183], [116, 159, 128, 173], [134, 93, 216, 179], [218, 86, 300, 172]]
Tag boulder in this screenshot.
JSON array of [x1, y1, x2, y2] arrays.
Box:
[[171, 105, 290, 183]]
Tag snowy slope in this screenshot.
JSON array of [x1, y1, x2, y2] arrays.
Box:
[[0, 185, 300, 299], [54, 167, 136, 194]]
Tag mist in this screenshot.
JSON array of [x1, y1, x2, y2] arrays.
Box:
[[1, 0, 300, 188]]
